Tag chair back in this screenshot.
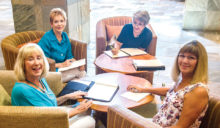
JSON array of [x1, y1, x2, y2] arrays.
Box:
[[1, 31, 45, 70], [200, 94, 220, 128]]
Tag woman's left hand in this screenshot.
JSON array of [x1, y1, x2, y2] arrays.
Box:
[[66, 91, 87, 100]]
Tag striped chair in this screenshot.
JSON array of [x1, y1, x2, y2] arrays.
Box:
[[107, 94, 220, 128], [96, 16, 157, 83], [1, 31, 87, 71]]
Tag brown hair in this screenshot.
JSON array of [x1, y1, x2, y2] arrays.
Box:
[[49, 8, 67, 23]]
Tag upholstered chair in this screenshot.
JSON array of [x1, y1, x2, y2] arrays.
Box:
[[96, 16, 157, 83], [107, 94, 220, 128], [0, 70, 69, 128], [1, 31, 87, 71]]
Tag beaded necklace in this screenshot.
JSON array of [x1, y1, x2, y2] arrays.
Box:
[[26, 79, 46, 93]]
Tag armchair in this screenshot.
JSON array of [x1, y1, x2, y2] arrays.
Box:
[[0, 70, 69, 128], [96, 16, 157, 83], [107, 94, 220, 128], [1, 31, 87, 71]]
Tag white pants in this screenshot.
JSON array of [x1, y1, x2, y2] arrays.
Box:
[[61, 68, 86, 83], [61, 106, 95, 128]]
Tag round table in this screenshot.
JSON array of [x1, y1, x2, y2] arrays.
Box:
[[81, 73, 154, 112]]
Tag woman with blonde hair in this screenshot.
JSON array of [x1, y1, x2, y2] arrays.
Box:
[[12, 43, 95, 128], [128, 40, 209, 128]]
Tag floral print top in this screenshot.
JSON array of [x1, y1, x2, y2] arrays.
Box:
[[152, 82, 208, 128]]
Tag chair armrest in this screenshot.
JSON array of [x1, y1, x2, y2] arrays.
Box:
[[146, 24, 157, 56], [47, 57, 56, 71], [107, 105, 161, 128], [96, 21, 107, 57], [69, 38, 87, 71], [0, 106, 69, 128]]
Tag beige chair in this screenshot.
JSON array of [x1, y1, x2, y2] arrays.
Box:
[[96, 16, 157, 83], [1, 31, 87, 71], [0, 70, 69, 128], [107, 94, 220, 128]]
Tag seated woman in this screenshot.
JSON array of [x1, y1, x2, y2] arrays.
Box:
[[38, 8, 85, 82], [127, 40, 209, 128], [11, 43, 95, 128], [112, 10, 152, 53]]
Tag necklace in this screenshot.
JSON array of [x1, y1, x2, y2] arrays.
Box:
[[26, 79, 46, 93]]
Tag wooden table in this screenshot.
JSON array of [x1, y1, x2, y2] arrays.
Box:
[[95, 53, 155, 74], [81, 73, 154, 113]]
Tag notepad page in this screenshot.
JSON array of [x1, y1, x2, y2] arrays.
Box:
[[121, 92, 150, 102], [104, 50, 129, 58], [87, 83, 118, 101], [58, 59, 86, 72], [120, 48, 147, 56]]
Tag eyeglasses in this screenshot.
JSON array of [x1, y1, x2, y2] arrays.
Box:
[[178, 54, 197, 61], [133, 21, 145, 27]]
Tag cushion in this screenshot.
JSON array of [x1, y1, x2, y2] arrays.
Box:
[[17, 38, 41, 48], [106, 24, 123, 41], [0, 84, 11, 106]]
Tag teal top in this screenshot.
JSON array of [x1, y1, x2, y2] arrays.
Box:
[[38, 29, 74, 64], [11, 78, 57, 106]]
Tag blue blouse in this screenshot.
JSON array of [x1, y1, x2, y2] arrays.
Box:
[[11, 78, 57, 106], [38, 29, 73, 63]]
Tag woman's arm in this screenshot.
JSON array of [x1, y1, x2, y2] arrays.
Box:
[[56, 91, 87, 105], [171, 87, 208, 128], [69, 99, 92, 117], [127, 84, 170, 96]]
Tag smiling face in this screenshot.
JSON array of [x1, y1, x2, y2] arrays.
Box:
[[132, 18, 145, 35], [24, 51, 44, 80], [178, 52, 198, 76], [50, 15, 66, 34]]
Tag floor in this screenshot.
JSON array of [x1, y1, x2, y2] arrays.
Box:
[[1, 0, 220, 127]]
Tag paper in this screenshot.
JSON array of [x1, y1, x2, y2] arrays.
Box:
[[58, 59, 85, 72], [104, 50, 129, 58], [121, 92, 150, 102], [120, 48, 147, 56], [86, 83, 118, 102], [104, 48, 147, 58]]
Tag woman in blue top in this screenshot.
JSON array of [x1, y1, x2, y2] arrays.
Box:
[[112, 10, 152, 53], [38, 8, 85, 82], [11, 43, 95, 128]]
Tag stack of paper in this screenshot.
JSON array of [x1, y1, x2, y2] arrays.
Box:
[[133, 59, 165, 71]]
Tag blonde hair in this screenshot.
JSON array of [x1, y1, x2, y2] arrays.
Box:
[[133, 10, 150, 25], [49, 8, 67, 23], [171, 40, 208, 84], [14, 43, 49, 81]]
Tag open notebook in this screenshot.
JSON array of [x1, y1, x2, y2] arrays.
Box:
[[104, 48, 147, 58], [84, 82, 119, 102], [58, 59, 85, 72]]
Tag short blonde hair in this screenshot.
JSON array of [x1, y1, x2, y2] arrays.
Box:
[[50, 8, 67, 23], [14, 43, 49, 81], [171, 40, 208, 84], [133, 10, 150, 25]]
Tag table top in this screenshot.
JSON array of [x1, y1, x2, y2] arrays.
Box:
[[94, 53, 155, 74], [81, 73, 154, 112]]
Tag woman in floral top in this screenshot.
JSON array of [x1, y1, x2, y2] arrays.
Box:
[[128, 40, 209, 128]]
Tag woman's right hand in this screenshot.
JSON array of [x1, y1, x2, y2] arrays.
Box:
[[69, 99, 92, 117], [127, 85, 146, 93]]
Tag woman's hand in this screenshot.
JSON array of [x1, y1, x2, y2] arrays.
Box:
[[127, 84, 146, 93], [79, 65, 85, 71], [69, 99, 92, 117], [66, 91, 87, 100]]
